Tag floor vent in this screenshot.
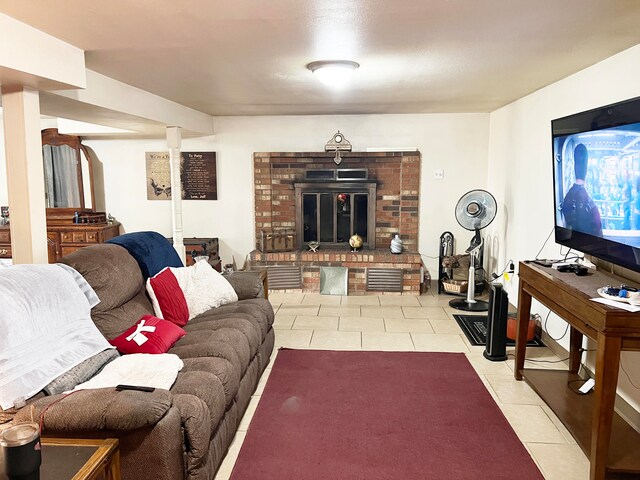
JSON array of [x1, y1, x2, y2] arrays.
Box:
[[267, 266, 303, 290], [366, 268, 403, 292]]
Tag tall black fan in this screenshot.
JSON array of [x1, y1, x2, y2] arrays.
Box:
[[450, 189, 497, 312]]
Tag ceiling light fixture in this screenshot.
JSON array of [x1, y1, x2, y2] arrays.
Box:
[[307, 60, 360, 87]]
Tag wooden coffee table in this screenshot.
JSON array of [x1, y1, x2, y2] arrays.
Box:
[[1, 438, 120, 480]]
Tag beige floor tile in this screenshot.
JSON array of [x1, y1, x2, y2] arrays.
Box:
[[379, 295, 422, 306], [272, 315, 295, 329], [238, 395, 260, 431], [418, 294, 457, 307], [276, 304, 320, 316], [384, 318, 434, 334], [477, 374, 502, 404], [499, 404, 568, 444], [274, 329, 313, 348], [301, 293, 342, 305], [484, 374, 546, 405], [411, 333, 469, 352], [540, 405, 578, 445], [402, 306, 450, 320], [430, 318, 463, 334], [465, 353, 513, 375], [214, 431, 246, 480], [254, 372, 270, 395], [339, 316, 386, 332], [362, 332, 415, 351], [310, 331, 361, 350], [360, 305, 405, 318], [341, 296, 381, 305], [268, 292, 304, 304], [292, 315, 339, 330], [319, 305, 361, 317], [526, 443, 589, 480], [269, 303, 281, 313], [265, 348, 279, 369]]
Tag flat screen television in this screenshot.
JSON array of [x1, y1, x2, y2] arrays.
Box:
[[552, 96, 640, 273]]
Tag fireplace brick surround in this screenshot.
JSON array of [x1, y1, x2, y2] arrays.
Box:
[[250, 151, 422, 294]]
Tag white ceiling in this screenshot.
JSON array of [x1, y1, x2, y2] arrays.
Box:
[[1, 0, 640, 116]]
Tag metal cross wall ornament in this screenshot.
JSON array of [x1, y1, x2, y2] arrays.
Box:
[[325, 131, 352, 165]]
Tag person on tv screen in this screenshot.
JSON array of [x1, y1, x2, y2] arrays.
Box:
[[561, 143, 603, 236]]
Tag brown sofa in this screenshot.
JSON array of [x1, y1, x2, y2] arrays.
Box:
[[15, 243, 275, 480]]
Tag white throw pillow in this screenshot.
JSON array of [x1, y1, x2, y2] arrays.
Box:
[[170, 260, 238, 319]]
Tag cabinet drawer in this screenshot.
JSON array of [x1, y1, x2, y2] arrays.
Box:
[[0, 231, 10, 243], [60, 232, 87, 243], [0, 245, 11, 258], [86, 231, 99, 243]]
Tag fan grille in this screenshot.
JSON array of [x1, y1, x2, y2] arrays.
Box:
[[455, 189, 497, 231]]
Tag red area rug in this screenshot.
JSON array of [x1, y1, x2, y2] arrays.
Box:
[[231, 349, 543, 480]]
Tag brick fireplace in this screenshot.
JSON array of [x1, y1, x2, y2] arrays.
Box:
[[250, 151, 423, 294]]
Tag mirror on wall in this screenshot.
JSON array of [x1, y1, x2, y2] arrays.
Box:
[[41, 129, 95, 213]]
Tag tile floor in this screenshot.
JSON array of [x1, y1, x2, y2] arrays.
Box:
[[214, 290, 590, 480]]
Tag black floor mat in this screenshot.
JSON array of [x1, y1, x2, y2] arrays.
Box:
[[453, 314, 544, 347]]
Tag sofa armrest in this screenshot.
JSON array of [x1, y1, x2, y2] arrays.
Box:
[[224, 272, 264, 300], [14, 388, 172, 432]]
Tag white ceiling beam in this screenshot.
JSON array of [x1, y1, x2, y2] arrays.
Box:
[[0, 13, 85, 91], [44, 70, 214, 137]]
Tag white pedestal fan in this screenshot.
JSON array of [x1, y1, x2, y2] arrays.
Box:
[[449, 189, 497, 312]]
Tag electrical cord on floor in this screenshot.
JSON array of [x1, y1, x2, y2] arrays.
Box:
[[507, 353, 570, 364]]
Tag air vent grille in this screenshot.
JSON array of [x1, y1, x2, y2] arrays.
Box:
[[267, 266, 303, 290], [366, 268, 403, 292]]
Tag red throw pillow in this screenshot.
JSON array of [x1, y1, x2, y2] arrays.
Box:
[[110, 315, 186, 354], [146, 268, 189, 326]]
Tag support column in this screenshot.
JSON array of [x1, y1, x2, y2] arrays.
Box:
[[167, 126, 185, 264], [1, 86, 48, 264]]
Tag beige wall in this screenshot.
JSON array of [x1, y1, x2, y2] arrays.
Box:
[[80, 113, 490, 274], [486, 44, 640, 416]]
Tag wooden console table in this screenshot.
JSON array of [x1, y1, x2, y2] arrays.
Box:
[[515, 262, 640, 480]]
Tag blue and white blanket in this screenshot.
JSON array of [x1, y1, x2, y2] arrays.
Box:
[[0, 264, 112, 409]]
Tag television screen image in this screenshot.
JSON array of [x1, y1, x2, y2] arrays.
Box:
[[553, 122, 640, 248]]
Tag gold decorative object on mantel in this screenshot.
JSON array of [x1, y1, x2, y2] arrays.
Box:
[[325, 131, 352, 165]]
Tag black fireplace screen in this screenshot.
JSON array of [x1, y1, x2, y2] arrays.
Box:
[[295, 179, 376, 249], [302, 192, 368, 244]]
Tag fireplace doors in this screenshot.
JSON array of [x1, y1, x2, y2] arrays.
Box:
[[294, 182, 376, 249]]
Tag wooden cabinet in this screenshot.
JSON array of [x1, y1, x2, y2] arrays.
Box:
[[0, 222, 121, 262], [168, 237, 221, 271], [0, 225, 12, 259]]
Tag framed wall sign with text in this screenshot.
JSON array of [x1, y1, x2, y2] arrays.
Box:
[[145, 151, 217, 200]]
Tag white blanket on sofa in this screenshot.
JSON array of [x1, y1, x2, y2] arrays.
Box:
[[72, 353, 184, 391], [0, 264, 112, 409]]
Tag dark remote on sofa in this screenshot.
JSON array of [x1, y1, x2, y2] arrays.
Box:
[[115, 384, 155, 392]]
